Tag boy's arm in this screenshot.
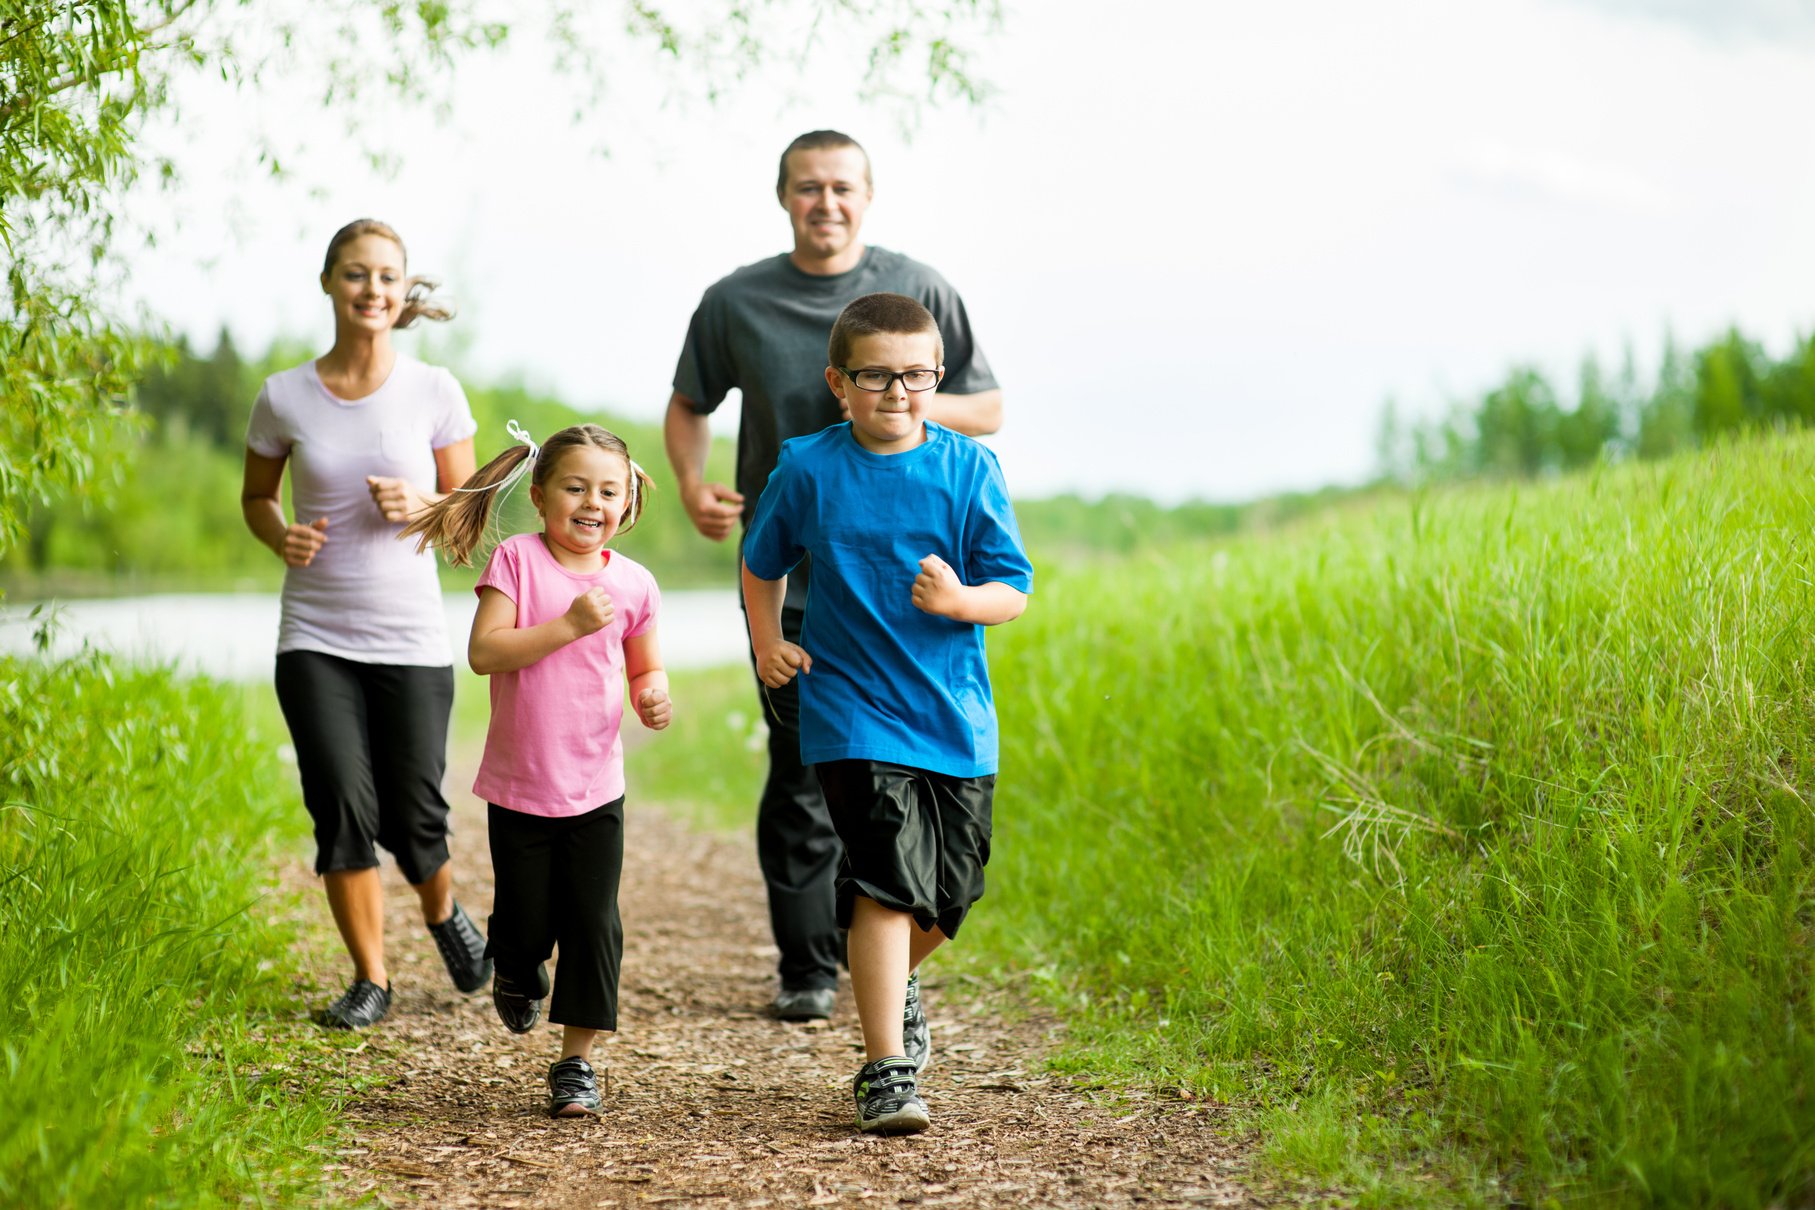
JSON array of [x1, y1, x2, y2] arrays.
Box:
[[742, 559, 813, 687], [910, 554, 1028, 625], [469, 585, 615, 675], [624, 630, 671, 730]]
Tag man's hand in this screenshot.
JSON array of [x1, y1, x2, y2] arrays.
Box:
[[280, 517, 330, 566], [366, 475, 425, 523], [565, 587, 615, 638], [754, 640, 812, 689], [681, 480, 745, 542], [911, 554, 965, 619], [635, 687, 673, 730]]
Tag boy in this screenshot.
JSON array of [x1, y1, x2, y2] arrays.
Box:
[[740, 292, 1033, 1135]]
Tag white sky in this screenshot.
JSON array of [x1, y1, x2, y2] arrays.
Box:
[[119, 0, 1815, 503]]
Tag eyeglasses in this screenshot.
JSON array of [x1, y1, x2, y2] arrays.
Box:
[[838, 366, 941, 393]]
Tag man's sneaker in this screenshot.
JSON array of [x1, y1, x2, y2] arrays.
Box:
[[319, 978, 391, 1030], [853, 1055, 930, 1135], [773, 985, 836, 1021], [903, 972, 930, 1073], [427, 902, 492, 994], [548, 1056, 603, 1117], [493, 965, 548, 1034]]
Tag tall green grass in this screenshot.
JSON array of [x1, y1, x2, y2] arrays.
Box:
[[0, 653, 337, 1206], [968, 433, 1815, 1205]]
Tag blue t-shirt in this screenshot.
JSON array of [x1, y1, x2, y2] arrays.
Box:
[[742, 422, 1034, 777]]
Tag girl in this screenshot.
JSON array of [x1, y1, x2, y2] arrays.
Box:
[[404, 423, 671, 1118], [241, 218, 491, 1031]]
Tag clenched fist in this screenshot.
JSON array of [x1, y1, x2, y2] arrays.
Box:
[[565, 586, 615, 637], [911, 553, 964, 618]]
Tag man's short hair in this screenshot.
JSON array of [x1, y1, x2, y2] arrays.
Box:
[[777, 130, 873, 196], [828, 293, 944, 368]]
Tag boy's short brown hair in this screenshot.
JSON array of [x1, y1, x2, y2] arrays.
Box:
[[827, 292, 944, 369]]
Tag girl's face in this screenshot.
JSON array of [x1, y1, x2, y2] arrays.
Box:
[[530, 445, 632, 570], [320, 234, 406, 334]]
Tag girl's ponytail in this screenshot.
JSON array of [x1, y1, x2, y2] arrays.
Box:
[[403, 439, 535, 567]]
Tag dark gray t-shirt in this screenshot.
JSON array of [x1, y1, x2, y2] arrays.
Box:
[[673, 245, 998, 518]]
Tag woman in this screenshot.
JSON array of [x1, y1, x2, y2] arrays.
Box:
[[241, 218, 490, 1029]]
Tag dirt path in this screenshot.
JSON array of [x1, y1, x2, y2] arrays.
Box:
[[291, 761, 1264, 1207]]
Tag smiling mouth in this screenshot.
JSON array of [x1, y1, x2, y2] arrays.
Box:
[[575, 519, 603, 530]]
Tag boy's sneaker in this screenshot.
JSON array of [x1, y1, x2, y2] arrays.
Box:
[[427, 902, 492, 994], [548, 1056, 603, 1117], [773, 985, 836, 1021], [319, 978, 391, 1030], [903, 972, 930, 1073], [492, 965, 548, 1034], [852, 1055, 930, 1135]]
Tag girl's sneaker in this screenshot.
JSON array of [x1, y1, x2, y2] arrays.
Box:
[[428, 902, 492, 994], [492, 965, 548, 1034], [319, 978, 392, 1030], [547, 1056, 602, 1117], [903, 973, 930, 1073], [852, 1055, 930, 1135]]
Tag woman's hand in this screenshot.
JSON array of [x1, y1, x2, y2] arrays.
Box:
[[635, 687, 673, 730], [564, 587, 615, 638], [366, 475, 425, 523], [754, 640, 812, 689], [280, 517, 330, 566]]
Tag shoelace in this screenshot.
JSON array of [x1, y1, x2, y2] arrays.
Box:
[[432, 909, 482, 966], [337, 980, 387, 1019]]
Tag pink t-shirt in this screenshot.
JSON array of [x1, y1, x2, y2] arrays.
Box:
[[472, 532, 662, 817]]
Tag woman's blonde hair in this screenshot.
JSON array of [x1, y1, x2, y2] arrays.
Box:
[[321, 218, 454, 329], [403, 424, 653, 567]]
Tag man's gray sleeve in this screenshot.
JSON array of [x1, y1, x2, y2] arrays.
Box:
[[923, 274, 998, 396], [673, 289, 735, 413]]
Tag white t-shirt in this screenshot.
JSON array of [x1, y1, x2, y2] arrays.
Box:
[[246, 355, 478, 665]]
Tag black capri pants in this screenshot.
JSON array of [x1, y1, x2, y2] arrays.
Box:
[[486, 798, 625, 1031], [273, 649, 455, 885]]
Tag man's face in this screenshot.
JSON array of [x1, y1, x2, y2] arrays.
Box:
[[780, 146, 872, 264]]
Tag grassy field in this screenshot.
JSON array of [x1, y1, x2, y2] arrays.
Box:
[[635, 433, 1815, 1207], [0, 653, 349, 1207]]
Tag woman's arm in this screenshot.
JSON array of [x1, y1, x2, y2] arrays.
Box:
[[468, 584, 614, 675], [368, 436, 478, 522], [242, 449, 330, 566], [624, 630, 671, 730]]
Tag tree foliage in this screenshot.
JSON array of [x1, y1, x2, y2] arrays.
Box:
[[0, 0, 1003, 561], [1381, 325, 1815, 483]]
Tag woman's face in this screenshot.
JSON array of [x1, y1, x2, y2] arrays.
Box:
[[320, 234, 406, 334]]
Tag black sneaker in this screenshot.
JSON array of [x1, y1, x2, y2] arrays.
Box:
[[548, 1056, 602, 1117], [773, 986, 836, 1021], [903, 972, 930, 1073], [427, 902, 492, 994], [852, 1055, 930, 1135], [493, 965, 548, 1034], [319, 978, 392, 1030]]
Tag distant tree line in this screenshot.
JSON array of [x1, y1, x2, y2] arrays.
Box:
[[1377, 326, 1815, 482]]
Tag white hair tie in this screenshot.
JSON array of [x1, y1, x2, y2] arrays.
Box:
[[455, 419, 538, 498]]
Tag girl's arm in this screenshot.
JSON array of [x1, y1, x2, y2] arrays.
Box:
[[910, 554, 1028, 625], [241, 449, 330, 566], [624, 630, 671, 730], [469, 584, 613, 675]]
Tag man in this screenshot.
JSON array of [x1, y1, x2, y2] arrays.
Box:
[[664, 129, 1003, 1020]]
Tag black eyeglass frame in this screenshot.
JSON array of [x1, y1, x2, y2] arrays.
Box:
[[836, 366, 943, 393]]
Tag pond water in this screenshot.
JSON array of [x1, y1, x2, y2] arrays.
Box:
[[0, 589, 749, 681]]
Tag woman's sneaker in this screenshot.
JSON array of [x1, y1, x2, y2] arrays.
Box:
[[852, 1055, 930, 1135], [427, 902, 492, 994], [319, 978, 392, 1030], [548, 1056, 603, 1117], [492, 965, 548, 1034], [903, 973, 930, 1073]]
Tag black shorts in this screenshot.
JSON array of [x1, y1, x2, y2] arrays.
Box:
[[814, 759, 995, 940], [273, 650, 455, 884]]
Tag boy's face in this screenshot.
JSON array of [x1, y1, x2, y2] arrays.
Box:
[[825, 330, 944, 455]]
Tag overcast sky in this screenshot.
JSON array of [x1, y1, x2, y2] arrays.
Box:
[[120, 0, 1815, 503]]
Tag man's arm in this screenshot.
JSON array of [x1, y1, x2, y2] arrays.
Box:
[[926, 389, 1003, 437], [663, 391, 745, 542]]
